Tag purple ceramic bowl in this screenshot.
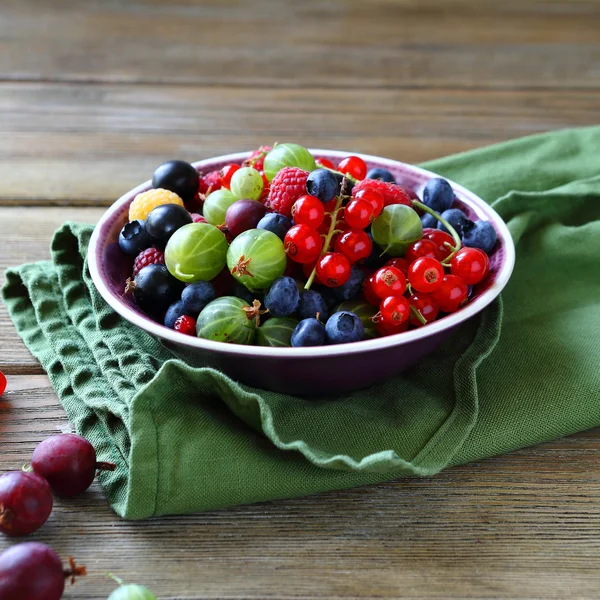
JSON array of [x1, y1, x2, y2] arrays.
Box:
[[89, 150, 515, 395]]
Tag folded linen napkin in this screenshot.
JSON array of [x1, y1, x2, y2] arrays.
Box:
[[3, 126, 600, 519]]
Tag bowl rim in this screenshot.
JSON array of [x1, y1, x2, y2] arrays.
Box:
[[88, 149, 515, 358]]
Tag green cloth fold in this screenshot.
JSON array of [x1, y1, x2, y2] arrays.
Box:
[[3, 126, 600, 518]]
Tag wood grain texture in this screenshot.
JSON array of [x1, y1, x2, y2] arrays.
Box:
[[1, 83, 599, 204]]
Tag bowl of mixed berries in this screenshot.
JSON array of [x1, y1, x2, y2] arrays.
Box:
[[89, 143, 514, 394]]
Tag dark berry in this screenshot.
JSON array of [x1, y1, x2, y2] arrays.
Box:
[[0, 471, 53, 536], [164, 300, 191, 329], [366, 167, 395, 183], [362, 232, 387, 269], [152, 160, 199, 202], [298, 290, 329, 321], [31, 433, 114, 497], [127, 264, 184, 317], [291, 318, 326, 347], [325, 311, 364, 344], [231, 280, 256, 304], [118, 220, 152, 256], [462, 220, 497, 253], [333, 171, 355, 196], [264, 277, 300, 317], [421, 212, 438, 229], [257, 212, 293, 240], [181, 281, 216, 315], [0, 542, 86, 600], [332, 265, 365, 302], [145, 204, 193, 250], [423, 178, 454, 213], [313, 285, 339, 312], [225, 199, 267, 238], [438, 208, 473, 237], [306, 169, 339, 203]]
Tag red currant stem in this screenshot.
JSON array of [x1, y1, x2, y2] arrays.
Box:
[[411, 200, 462, 264], [107, 572, 125, 586], [304, 193, 345, 290], [96, 461, 117, 472], [410, 305, 427, 325]]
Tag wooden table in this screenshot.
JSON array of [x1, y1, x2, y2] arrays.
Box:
[[2, 1, 600, 598]]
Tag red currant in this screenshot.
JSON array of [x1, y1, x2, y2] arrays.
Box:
[[380, 295, 411, 325], [174, 315, 197, 336], [408, 257, 444, 293], [431, 275, 469, 312], [220, 164, 240, 189], [363, 275, 380, 306], [385, 257, 410, 275], [0, 371, 5, 397], [284, 225, 323, 264], [354, 188, 384, 218], [292, 195, 325, 229], [302, 261, 323, 284], [450, 247, 490, 285], [316, 252, 351, 287], [375, 318, 409, 337], [405, 239, 442, 263], [344, 198, 374, 229], [334, 230, 372, 263], [422, 228, 455, 260], [316, 157, 335, 169], [372, 267, 406, 299], [338, 156, 368, 180], [408, 293, 440, 326]]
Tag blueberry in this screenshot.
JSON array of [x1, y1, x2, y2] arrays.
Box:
[[421, 213, 438, 229], [130, 264, 184, 318], [423, 178, 455, 213], [291, 318, 326, 347], [145, 204, 193, 250], [462, 220, 497, 254], [332, 266, 365, 302], [231, 280, 256, 304], [306, 169, 339, 203], [256, 213, 293, 240], [181, 281, 216, 315], [438, 209, 473, 237], [325, 311, 364, 344], [164, 299, 194, 329], [366, 167, 396, 183], [313, 285, 338, 313], [152, 160, 199, 202], [118, 220, 152, 256], [298, 290, 329, 322], [264, 276, 300, 317]]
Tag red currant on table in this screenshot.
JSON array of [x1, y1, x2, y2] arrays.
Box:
[[354, 188, 384, 219], [292, 195, 325, 229], [450, 247, 490, 285], [284, 224, 323, 264], [408, 293, 440, 326], [405, 239, 443, 263], [316, 157, 335, 170], [316, 252, 352, 287], [372, 266, 407, 299], [338, 156, 368, 180], [380, 295, 411, 325], [422, 228, 455, 260], [334, 230, 373, 263], [220, 164, 241, 189], [344, 198, 375, 229], [385, 257, 410, 275], [431, 274, 469, 312], [174, 315, 197, 336], [408, 257, 445, 293]]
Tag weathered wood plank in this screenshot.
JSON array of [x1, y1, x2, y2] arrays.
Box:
[[1, 83, 599, 204], [2, 0, 600, 90], [1, 376, 600, 599]]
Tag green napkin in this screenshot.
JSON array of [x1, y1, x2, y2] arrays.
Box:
[[3, 126, 600, 519]]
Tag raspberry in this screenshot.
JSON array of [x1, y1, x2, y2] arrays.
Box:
[[174, 315, 196, 336], [133, 247, 165, 277], [243, 145, 272, 171], [129, 188, 184, 221], [353, 179, 412, 207], [267, 167, 310, 217], [190, 213, 207, 223], [199, 170, 222, 195]]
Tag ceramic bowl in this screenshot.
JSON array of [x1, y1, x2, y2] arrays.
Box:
[[88, 150, 515, 395]]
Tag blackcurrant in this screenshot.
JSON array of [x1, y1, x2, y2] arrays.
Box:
[[152, 160, 199, 202]]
